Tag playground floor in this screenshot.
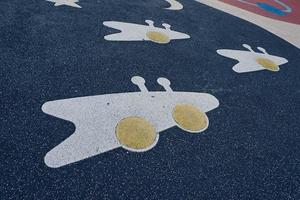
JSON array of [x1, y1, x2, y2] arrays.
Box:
[[1, 0, 299, 199]]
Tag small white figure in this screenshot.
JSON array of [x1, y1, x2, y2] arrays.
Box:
[[165, 0, 183, 10], [103, 20, 190, 44], [46, 0, 82, 8], [217, 44, 288, 73], [42, 76, 219, 168]]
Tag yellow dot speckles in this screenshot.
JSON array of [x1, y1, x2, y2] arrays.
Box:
[[115, 117, 157, 151], [256, 57, 280, 72], [146, 31, 170, 44], [172, 104, 208, 133]]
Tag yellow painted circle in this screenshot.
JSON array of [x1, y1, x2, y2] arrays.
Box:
[[256, 57, 279, 72], [146, 31, 170, 44], [172, 104, 208, 132], [116, 117, 157, 150]]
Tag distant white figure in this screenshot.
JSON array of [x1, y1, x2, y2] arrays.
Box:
[[217, 44, 288, 73], [165, 0, 183, 10], [42, 76, 219, 168], [103, 20, 190, 44], [46, 0, 82, 8]]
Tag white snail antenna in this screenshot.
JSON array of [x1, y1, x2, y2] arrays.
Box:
[[131, 76, 148, 92], [157, 77, 173, 92], [162, 23, 171, 31], [145, 20, 154, 27], [242, 44, 255, 52], [257, 47, 269, 55]]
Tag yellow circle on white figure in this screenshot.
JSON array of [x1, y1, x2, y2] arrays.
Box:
[[146, 31, 170, 44], [172, 104, 208, 133], [116, 117, 157, 150], [256, 57, 279, 72]]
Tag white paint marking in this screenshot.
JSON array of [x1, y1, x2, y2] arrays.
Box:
[[46, 0, 82, 8], [165, 0, 183, 10], [42, 76, 219, 168], [103, 20, 190, 43], [217, 44, 288, 73]]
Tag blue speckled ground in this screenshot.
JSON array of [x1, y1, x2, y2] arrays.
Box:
[[1, 0, 299, 199]]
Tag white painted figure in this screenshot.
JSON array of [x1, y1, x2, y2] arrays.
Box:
[[165, 0, 183, 10], [42, 76, 219, 168], [103, 20, 190, 44], [46, 0, 82, 8], [217, 44, 288, 73]]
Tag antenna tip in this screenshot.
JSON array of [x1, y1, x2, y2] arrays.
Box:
[[162, 23, 171, 29], [131, 76, 145, 85], [145, 20, 154, 25], [157, 77, 170, 86], [257, 47, 267, 53]]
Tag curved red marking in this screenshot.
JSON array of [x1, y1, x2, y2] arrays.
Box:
[[221, 0, 300, 25]]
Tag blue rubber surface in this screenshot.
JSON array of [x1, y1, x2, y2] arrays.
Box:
[[1, 0, 299, 199]]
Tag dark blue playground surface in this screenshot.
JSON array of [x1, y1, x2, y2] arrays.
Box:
[[1, 0, 299, 199]]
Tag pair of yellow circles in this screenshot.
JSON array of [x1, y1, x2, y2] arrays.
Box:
[[115, 104, 208, 151]]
